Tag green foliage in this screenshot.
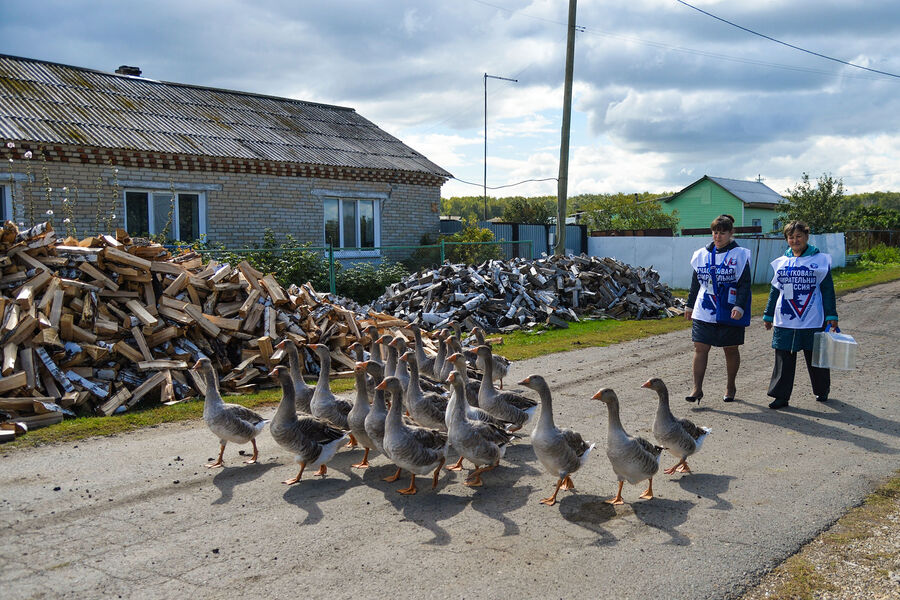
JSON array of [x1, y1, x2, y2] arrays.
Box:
[[441, 196, 509, 222], [781, 173, 845, 233], [577, 192, 679, 232], [843, 190, 900, 211], [858, 244, 900, 266], [334, 260, 409, 304], [197, 229, 329, 290], [403, 233, 442, 272], [838, 205, 900, 230], [501, 196, 556, 224], [442, 218, 503, 264]]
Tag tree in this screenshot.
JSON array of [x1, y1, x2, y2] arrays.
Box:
[[501, 196, 556, 224], [781, 173, 845, 233], [578, 192, 679, 232]]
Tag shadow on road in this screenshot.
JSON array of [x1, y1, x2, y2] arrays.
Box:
[[558, 495, 618, 546], [631, 497, 695, 546], [703, 399, 900, 455], [211, 462, 278, 505], [281, 470, 354, 525], [676, 472, 736, 510]]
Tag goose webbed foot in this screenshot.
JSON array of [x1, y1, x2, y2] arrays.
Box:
[[397, 474, 418, 495], [351, 448, 371, 469], [383, 467, 402, 482], [344, 433, 358, 448], [282, 463, 306, 485], [205, 444, 226, 468], [675, 462, 692, 473], [664, 459, 687, 475], [446, 457, 465, 471], [540, 478, 565, 506], [243, 439, 259, 464], [314, 464, 328, 477], [560, 475, 575, 491], [605, 481, 625, 505], [638, 478, 654, 500]]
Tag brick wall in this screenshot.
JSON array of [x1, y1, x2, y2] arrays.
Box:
[[1, 144, 442, 250]]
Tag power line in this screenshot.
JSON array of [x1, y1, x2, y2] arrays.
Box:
[[451, 175, 558, 190], [675, 0, 900, 79]]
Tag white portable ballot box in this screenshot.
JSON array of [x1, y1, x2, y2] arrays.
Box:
[[812, 326, 858, 370]]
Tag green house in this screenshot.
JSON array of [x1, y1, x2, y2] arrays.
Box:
[[660, 175, 784, 235]]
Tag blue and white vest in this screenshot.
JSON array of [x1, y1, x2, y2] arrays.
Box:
[[770, 252, 832, 329], [689, 245, 751, 324]]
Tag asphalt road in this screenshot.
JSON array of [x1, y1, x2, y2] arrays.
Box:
[[2, 280, 898, 600]]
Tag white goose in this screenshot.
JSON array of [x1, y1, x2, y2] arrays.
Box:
[[593, 388, 663, 505], [642, 378, 711, 475], [378, 376, 449, 495], [194, 358, 268, 468], [445, 371, 515, 487], [269, 365, 348, 484], [520, 374, 594, 505]]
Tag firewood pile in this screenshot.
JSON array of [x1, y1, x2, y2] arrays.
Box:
[[370, 254, 685, 333], [0, 222, 403, 437]]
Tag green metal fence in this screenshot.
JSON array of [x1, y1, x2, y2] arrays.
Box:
[[187, 239, 534, 295]]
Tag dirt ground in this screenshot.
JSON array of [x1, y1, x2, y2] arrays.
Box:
[[1, 280, 898, 600]]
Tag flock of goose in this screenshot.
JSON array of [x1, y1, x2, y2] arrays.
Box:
[[194, 324, 711, 506]]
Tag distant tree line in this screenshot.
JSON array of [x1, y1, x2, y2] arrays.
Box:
[[781, 173, 900, 233]]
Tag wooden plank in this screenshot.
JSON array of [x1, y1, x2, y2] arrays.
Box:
[[204, 314, 240, 331], [260, 275, 289, 305], [4, 314, 38, 346], [137, 360, 188, 370], [0, 371, 28, 394], [238, 289, 260, 317], [150, 261, 186, 276], [125, 371, 167, 408], [238, 261, 263, 292], [131, 326, 154, 361], [143, 283, 157, 316], [37, 276, 61, 312], [113, 340, 144, 363], [145, 325, 182, 348], [78, 262, 119, 291], [162, 271, 189, 296], [157, 306, 193, 326], [102, 246, 152, 270], [2, 342, 17, 376], [241, 302, 263, 332], [48, 289, 64, 328], [125, 300, 158, 327], [8, 247, 49, 272], [182, 304, 221, 337], [257, 336, 274, 370], [185, 284, 202, 306]]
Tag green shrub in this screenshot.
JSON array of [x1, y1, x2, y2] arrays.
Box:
[[442, 219, 503, 265], [402, 233, 443, 272], [335, 260, 409, 304], [192, 229, 329, 290], [858, 243, 900, 266]]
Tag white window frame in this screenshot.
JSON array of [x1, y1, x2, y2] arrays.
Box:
[[123, 188, 207, 242], [0, 184, 11, 223], [319, 193, 382, 258]]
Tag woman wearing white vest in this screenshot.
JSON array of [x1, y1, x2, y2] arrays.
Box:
[[763, 220, 838, 409], [685, 215, 752, 404]]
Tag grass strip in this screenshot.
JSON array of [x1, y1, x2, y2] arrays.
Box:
[[4, 263, 898, 450]]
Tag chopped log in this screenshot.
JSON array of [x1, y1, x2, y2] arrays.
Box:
[[125, 300, 158, 327], [124, 371, 167, 409], [78, 262, 119, 291], [0, 371, 27, 394], [102, 246, 152, 270], [260, 275, 289, 305], [137, 360, 188, 370], [98, 385, 133, 416], [182, 304, 221, 337]]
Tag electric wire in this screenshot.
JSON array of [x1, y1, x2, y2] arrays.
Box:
[[451, 175, 558, 190]]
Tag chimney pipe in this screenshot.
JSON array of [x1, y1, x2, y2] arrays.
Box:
[[115, 65, 142, 77]]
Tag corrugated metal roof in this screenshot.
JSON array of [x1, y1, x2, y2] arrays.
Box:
[[707, 176, 784, 205], [0, 54, 451, 179]]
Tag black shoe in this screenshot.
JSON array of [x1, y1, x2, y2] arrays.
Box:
[[768, 398, 789, 410], [815, 395, 828, 403], [685, 392, 704, 404], [723, 395, 735, 403]]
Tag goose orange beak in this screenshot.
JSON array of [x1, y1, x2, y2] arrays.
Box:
[[375, 380, 387, 391], [518, 376, 532, 385], [275, 340, 286, 350], [641, 380, 652, 388], [591, 390, 604, 400]]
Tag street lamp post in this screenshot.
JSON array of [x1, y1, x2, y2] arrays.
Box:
[[484, 72, 517, 222]]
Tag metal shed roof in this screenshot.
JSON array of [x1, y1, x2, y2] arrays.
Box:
[[706, 176, 784, 205], [0, 54, 451, 179]]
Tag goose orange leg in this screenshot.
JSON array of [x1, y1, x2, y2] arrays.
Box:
[[431, 458, 446, 489], [351, 447, 371, 469], [243, 439, 259, 464], [283, 462, 306, 485], [383, 467, 402, 482], [398, 474, 418, 495], [464, 464, 495, 487], [639, 478, 655, 500], [665, 459, 687, 475], [206, 443, 226, 468], [447, 456, 465, 471], [344, 433, 358, 448], [540, 478, 565, 506], [314, 464, 328, 477], [606, 481, 625, 505], [675, 462, 692, 474], [560, 475, 575, 490]]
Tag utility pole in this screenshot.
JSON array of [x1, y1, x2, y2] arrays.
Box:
[[555, 0, 577, 256], [484, 73, 517, 222]]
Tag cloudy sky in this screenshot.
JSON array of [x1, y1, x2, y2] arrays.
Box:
[[2, 0, 900, 198]]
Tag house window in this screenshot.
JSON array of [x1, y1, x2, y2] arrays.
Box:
[[323, 197, 379, 253], [752, 218, 761, 228], [125, 190, 205, 241], [0, 185, 10, 222], [772, 218, 782, 232]]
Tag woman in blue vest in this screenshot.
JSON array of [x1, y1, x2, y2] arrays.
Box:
[[763, 220, 838, 409], [685, 214, 752, 404]]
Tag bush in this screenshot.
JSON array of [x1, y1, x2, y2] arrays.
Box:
[[858, 243, 900, 266], [194, 229, 329, 290], [402, 233, 442, 273], [442, 219, 502, 265], [335, 261, 409, 304]]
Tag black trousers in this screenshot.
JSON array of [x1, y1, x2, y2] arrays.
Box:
[[767, 349, 830, 401]]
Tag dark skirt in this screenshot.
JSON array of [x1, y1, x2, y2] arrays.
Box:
[[692, 319, 745, 347]]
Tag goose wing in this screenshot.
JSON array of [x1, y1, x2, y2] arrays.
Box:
[[561, 427, 591, 457], [496, 390, 537, 411], [677, 417, 706, 440], [223, 403, 266, 425], [297, 415, 347, 444]]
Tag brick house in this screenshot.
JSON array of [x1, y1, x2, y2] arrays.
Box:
[[0, 54, 450, 257]]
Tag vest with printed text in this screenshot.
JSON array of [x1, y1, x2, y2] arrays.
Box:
[[689, 245, 751, 324], [770, 252, 832, 329]]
